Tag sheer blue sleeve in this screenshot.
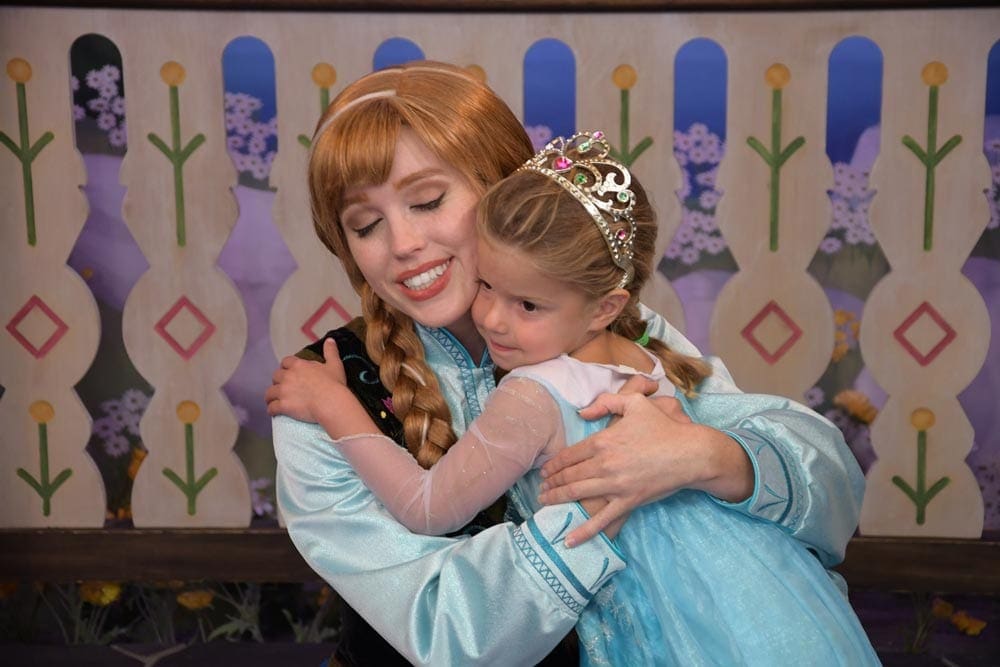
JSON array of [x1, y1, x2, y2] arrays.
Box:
[[273, 415, 624, 665]]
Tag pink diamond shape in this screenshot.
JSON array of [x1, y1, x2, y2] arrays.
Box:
[[301, 297, 351, 341], [740, 300, 803, 365], [6, 295, 69, 359], [154, 296, 216, 360], [893, 301, 956, 367]]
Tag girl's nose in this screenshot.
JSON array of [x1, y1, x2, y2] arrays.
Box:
[[481, 300, 507, 333]]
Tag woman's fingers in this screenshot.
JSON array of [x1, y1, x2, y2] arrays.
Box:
[[566, 498, 629, 547], [540, 439, 598, 479], [537, 477, 607, 506]]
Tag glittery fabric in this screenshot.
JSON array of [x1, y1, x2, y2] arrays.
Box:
[[498, 356, 880, 666]]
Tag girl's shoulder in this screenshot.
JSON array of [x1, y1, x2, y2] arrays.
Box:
[[505, 354, 671, 409]]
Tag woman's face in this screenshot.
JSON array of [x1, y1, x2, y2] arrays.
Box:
[[339, 129, 482, 339]]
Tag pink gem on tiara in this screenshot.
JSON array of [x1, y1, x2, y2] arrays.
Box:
[[593, 131, 604, 139], [616, 229, 628, 240], [553, 157, 572, 171]]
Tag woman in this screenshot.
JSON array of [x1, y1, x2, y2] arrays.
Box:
[[269, 61, 864, 666]]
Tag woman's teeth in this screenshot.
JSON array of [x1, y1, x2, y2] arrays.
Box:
[[403, 261, 449, 290]]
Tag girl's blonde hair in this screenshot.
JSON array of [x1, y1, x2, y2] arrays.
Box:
[[308, 61, 534, 468], [478, 169, 711, 395]]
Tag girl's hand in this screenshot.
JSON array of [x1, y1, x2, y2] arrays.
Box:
[[265, 338, 347, 422], [538, 392, 752, 546]]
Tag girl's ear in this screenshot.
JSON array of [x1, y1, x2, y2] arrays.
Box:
[[588, 289, 630, 331]]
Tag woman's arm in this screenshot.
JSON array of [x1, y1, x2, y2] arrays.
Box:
[[274, 415, 624, 666], [331, 377, 561, 535], [538, 304, 863, 565]]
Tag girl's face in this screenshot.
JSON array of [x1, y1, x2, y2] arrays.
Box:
[[339, 129, 482, 347], [472, 238, 605, 371]]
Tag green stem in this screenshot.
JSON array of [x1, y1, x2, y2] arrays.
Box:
[[39, 424, 50, 516], [169, 85, 186, 247], [619, 88, 630, 160], [185, 423, 196, 515], [915, 429, 927, 523], [769, 88, 782, 252], [923, 85, 938, 251], [320, 86, 330, 114], [16, 82, 37, 246]]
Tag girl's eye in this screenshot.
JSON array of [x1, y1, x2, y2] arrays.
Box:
[[521, 301, 537, 313], [413, 193, 445, 211]]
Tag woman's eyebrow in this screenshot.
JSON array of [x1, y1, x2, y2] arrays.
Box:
[[394, 168, 446, 191]]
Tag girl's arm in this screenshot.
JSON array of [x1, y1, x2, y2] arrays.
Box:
[[274, 415, 624, 666], [332, 376, 561, 535]]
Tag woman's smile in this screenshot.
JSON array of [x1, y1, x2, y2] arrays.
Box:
[[399, 258, 452, 298]]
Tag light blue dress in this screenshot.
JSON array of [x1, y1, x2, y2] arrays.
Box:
[[504, 356, 880, 666], [275, 306, 869, 665]]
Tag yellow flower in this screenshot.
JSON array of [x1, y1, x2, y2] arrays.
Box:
[[160, 61, 186, 87], [176, 400, 200, 424], [931, 597, 954, 619], [7, 58, 32, 83], [834, 390, 877, 425], [950, 610, 987, 636], [765, 63, 791, 90], [612, 65, 637, 91], [910, 407, 935, 431], [29, 400, 55, 424], [127, 446, 147, 480], [921, 61, 948, 87], [834, 330, 847, 343], [177, 589, 214, 611], [833, 309, 855, 327], [465, 64, 487, 84], [311, 63, 336, 88], [317, 585, 332, 607], [831, 342, 850, 363], [79, 581, 121, 606]]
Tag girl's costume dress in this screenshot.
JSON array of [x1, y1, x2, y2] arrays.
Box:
[[334, 349, 880, 666], [274, 308, 868, 666]]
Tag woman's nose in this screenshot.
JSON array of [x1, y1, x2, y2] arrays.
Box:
[[388, 214, 425, 257]]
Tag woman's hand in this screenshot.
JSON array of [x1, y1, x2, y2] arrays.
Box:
[[265, 338, 347, 422], [538, 392, 754, 546]]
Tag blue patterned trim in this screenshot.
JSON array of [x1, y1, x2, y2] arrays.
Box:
[[419, 325, 490, 419], [513, 525, 584, 614], [527, 518, 592, 602]]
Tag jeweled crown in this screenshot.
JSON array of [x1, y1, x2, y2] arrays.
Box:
[[518, 131, 636, 288]]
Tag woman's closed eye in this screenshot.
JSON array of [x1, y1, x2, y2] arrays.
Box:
[[412, 192, 445, 211], [354, 218, 381, 238]]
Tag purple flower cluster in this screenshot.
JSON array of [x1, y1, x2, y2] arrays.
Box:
[[819, 162, 877, 254], [666, 123, 728, 266], [92, 388, 148, 458], [224, 91, 277, 182], [73, 64, 127, 148], [524, 124, 553, 151], [984, 136, 1000, 230]]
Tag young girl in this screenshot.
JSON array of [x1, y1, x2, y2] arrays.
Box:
[[304, 132, 879, 665]]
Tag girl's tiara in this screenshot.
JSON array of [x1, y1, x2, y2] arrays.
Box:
[[517, 131, 636, 289]]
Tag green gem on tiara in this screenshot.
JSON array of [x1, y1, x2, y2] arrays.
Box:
[[617, 191, 630, 203], [574, 173, 587, 185], [579, 140, 592, 152]]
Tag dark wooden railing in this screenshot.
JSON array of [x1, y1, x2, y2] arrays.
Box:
[[3, 529, 998, 593]]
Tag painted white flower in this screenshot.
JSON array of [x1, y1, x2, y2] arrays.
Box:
[[103, 433, 131, 458]]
